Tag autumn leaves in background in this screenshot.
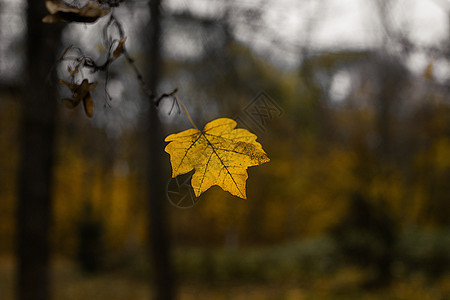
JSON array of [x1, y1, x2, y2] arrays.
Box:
[[43, 1, 270, 200]]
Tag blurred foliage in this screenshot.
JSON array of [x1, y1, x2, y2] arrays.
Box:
[[2, 234, 449, 299], [1, 43, 449, 247]]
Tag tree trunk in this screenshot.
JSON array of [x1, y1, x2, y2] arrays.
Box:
[[147, 0, 175, 299], [16, 1, 62, 299]]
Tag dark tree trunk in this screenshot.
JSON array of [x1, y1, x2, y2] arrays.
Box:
[[16, 1, 62, 300], [147, 0, 175, 299], [374, 56, 407, 163]]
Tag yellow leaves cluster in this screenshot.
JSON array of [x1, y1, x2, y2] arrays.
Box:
[[165, 118, 270, 199]]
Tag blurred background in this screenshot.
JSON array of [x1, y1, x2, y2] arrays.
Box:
[[1, 0, 450, 299]]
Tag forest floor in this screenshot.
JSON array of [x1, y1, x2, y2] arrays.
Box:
[[1, 255, 449, 300]]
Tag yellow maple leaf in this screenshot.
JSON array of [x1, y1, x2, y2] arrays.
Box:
[[165, 118, 270, 199]]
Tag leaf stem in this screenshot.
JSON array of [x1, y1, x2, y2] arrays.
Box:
[[174, 95, 198, 130]]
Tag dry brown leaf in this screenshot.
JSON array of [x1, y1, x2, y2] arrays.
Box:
[[112, 38, 127, 60], [43, 0, 111, 23], [67, 65, 80, 77], [59, 78, 97, 117], [83, 94, 94, 117], [61, 98, 78, 109]]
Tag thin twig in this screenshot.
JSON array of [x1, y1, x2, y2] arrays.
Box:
[[104, 68, 112, 107], [174, 95, 198, 130], [168, 95, 181, 115], [56, 12, 179, 111], [122, 49, 155, 99], [155, 88, 178, 106]]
